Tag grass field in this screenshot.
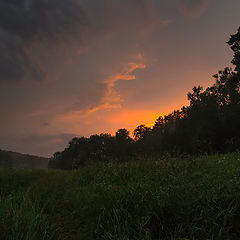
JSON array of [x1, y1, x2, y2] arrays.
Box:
[[1, 152, 240, 239]]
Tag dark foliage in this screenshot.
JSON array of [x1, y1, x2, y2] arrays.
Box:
[[49, 27, 240, 170]]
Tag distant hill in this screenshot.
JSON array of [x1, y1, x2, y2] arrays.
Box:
[[0, 149, 49, 169]]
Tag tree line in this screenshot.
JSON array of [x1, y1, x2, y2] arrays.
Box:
[[49, 27, 240, 170]]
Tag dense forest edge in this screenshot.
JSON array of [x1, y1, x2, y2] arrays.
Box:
[[49, 27, 240, 170]]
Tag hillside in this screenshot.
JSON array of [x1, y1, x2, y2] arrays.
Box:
[[0, 149, 49, 169]]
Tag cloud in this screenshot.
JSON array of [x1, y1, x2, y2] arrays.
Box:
[[53, 60, 146, 136], [59, 61, 146, 119], [88, 62, 146, 114], [177, 0, 210, 19], [85, 0, 170, 36], [0, 0, 172, 85], [0, 0, 174, 156], [0, 0, 170, 111], [51, 60, 146, 137], [0, 0, 86, 84]]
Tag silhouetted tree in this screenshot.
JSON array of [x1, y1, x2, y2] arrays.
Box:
[[114, 129, 133, 160], [116, 129, 131, 142], [133, 125, 151, 142], [227, 27, 240, 73]]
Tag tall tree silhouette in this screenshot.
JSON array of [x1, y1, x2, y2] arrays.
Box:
[[114, 129, 132, 159], [227, 27, 240, 73]]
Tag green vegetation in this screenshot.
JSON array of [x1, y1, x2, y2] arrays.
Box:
[[2, 152, 240, 239]]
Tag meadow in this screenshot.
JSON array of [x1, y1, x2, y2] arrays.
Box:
[[1, 153, 240, 239]]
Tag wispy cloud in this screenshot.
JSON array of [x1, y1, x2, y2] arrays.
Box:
[[87, 62, 146, 114], [55, 60, 147, 133]]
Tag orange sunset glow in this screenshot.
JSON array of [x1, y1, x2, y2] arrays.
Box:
[[0, 0, 240, 157]]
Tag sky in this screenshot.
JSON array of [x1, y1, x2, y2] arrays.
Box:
[[0, 0, 240, 157]]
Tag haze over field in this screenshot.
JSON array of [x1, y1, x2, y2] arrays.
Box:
[[0, 0, 240, 157]]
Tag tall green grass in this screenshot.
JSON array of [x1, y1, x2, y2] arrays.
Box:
[[0, 191, 58, 240], [1, 153, 240, 239]]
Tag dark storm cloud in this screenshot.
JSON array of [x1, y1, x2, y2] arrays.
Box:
[[0, 0, 170, 85], [0, 0, 86, 84]]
